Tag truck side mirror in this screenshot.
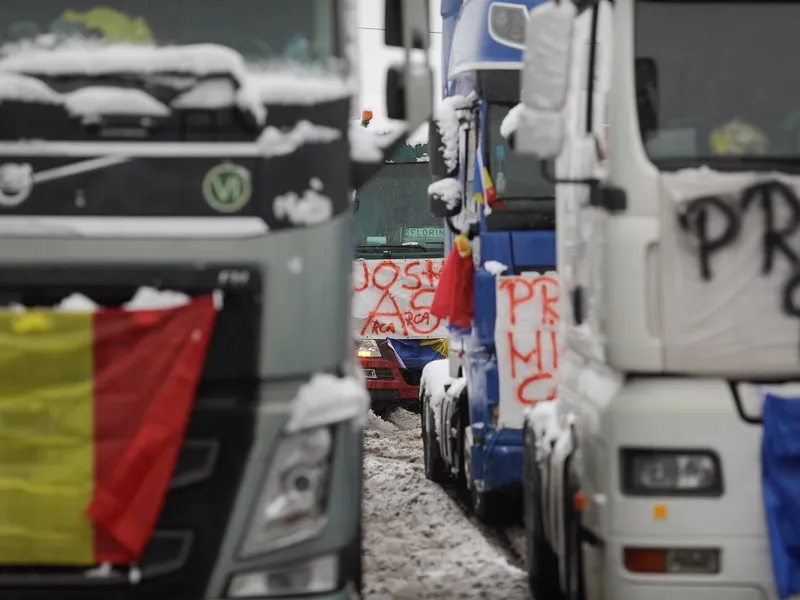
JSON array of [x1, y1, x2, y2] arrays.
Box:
[[516, 0, 577, 159], [386, 64, 434, 134], [385, 0, 430, 49], [385, 0, 433, 133]]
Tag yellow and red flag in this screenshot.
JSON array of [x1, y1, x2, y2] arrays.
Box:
[[0, 294, 218, 566]]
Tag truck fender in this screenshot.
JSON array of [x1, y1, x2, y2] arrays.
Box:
[[548, 425, 576, 594]]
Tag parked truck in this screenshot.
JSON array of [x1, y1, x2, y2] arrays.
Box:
[[516, 1, 799, 599], [0, 1, 432, 599], [419, 0, 559, 523], [353, 111, 448, 412]]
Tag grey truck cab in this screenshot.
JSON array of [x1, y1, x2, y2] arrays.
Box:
[[0, 0, 432, 599]]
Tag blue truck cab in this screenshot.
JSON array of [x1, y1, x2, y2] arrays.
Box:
[[419, 0, 556, 524]]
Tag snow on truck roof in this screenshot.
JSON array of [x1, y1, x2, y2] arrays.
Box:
[[349, 116, 429, 163], [0, 42, 352, 124]]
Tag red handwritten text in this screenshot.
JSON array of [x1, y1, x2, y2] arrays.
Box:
[[353, 259, 446, 338], [496, 274, 561, 411]]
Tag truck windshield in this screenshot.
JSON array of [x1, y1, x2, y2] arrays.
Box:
[[0, 0, 340, 141], [0, 0, 337, 63], [486, 103, 554, 199], [636, 0, 800, 166], [355, 162, 444, 257]]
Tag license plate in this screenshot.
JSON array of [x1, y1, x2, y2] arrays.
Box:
[[363, 369, 377, 379]]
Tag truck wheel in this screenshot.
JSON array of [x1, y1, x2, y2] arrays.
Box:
[[524, 425, 564, 600], [422, 393, 448, 483], [463, 430, 504, 524]]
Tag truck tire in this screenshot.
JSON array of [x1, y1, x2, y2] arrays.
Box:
[[421, 392, 448, 483], [524, 425, 564, 600], [462, 422, 509, 525]]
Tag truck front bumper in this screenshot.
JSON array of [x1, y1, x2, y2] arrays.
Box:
[[360, 357, 420, 404], [588, 536, 776, 600], [214, 581, 359, 600]]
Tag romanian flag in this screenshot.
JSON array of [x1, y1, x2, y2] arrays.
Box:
[[0, 295, 218, 566], [386, 338, 448, 370], [473, 139, 504, 210]]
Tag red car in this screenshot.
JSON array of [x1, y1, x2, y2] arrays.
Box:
[[356, 338, 423, 411]]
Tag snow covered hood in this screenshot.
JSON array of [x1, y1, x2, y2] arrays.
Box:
[[0, 43, 352, 112], [0, 44, 354, 232], [660, 169, 800, 376]]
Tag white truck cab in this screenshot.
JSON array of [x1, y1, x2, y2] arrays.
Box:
[[513, 1, 800, 599]]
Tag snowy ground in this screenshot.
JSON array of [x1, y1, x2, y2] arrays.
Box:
[[362, 408, 530, 599]]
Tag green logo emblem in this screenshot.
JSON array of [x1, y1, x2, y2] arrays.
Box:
[[202, 162, 252, 213]]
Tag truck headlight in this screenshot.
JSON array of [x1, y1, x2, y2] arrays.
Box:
[[227, 554, 338, 597], [489, 3, 528, 49], [240, 427, 333, 557], [621, 449, 723, 496], [356, 339, 381, 358]]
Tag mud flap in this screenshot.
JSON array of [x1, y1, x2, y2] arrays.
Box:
[[763, 392, 800, 600]]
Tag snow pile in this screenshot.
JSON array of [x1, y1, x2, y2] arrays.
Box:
[[367, 410, 398, 434], [525, 399, 564, 458], [363, 409, 528, 599], [365, 408, 422, 463], [350, 122, 387, 163], [285, 372, 370, 433], [170, 78, 235, 109], [421, 359, 466, 438], [434, 95, 470, 172], [64, 86, 170, 121], [245, 68, 351, 106], [7, 286, 201, 314], [428, 178, 462, 210], [272, 177, 333, 226], [484, 260, 509, 276], [500, 103, 523, 139], [421, 358, 451, 402], [56, 293, 100, 312], [0, 72, 62, 105], [124, 286, 191, 310], [349, 119, 409, 163], [257, 121, 341, 157]]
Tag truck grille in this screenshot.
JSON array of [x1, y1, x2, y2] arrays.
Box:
[[0, 265, 261, 600]]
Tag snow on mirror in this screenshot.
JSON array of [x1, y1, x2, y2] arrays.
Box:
[[521, 0, 576, 113]]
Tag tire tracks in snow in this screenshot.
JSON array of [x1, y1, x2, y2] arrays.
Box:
[[363, 409, 528, 599]]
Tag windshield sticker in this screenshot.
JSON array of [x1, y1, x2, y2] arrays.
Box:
[[202, 162, 252, 213], [710, 119, 769, 156], [403, 227, 444, 241], [366, 236, 387, 245], [353, 259, 446, 338], [494, 145, 507, 194], [0, 163, 34, 207], [58, 7, 154, 43]]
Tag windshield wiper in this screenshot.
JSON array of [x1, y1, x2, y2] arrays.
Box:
[[356, 243, 428, 257], [497, 195, 556, 201]]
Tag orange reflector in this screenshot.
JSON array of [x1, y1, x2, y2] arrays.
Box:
[[361, 109, 373, 125], [624, 548, 667, 574], [653, 504, 668, 520], [573, 491, 589, 512]]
